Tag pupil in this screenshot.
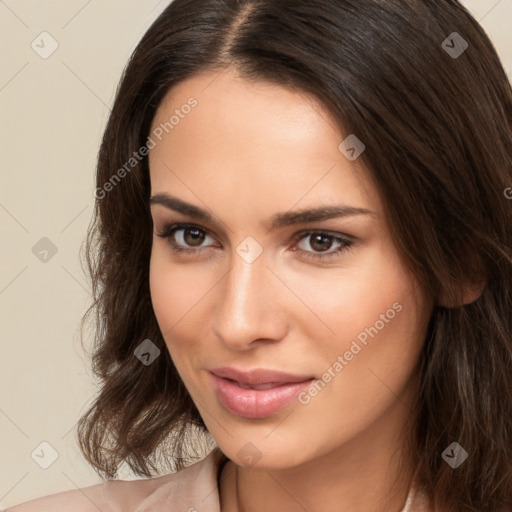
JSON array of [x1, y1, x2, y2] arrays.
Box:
[[311, 234, 332, 252], [184, 228, 205, 246]]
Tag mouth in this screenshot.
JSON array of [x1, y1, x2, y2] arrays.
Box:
[[209, 366, 315, 386], [209, 368, 315, 419], [227, 379, 294, 390]]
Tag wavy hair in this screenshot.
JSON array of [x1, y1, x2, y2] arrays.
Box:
[[76, 1, 512, 510]]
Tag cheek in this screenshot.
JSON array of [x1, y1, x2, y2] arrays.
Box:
[[149, 245, 220, 370], [149, 249, 199, 366], [149, 246, 205, 333], [332, 283, 427, 405], [297, 290, 428, 444], [149, 249, 202, 383], [298, 243, 428, 391], [149, 250, 180, 332], [283, 242, 415, 353]]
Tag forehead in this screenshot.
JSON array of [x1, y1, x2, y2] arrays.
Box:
[[148, 69, 381, 221], [150, 69, 338, 157]]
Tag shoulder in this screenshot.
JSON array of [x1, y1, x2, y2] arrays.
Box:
[[4, 448, 228, 512], [4, 481, 108, 512]]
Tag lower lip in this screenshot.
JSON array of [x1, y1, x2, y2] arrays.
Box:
[[210, 373, 314, 419]]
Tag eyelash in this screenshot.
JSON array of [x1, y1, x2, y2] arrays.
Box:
[[155, 223, 354, 261]]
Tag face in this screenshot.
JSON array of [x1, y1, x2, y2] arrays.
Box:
[[148, 68, 434, 469]]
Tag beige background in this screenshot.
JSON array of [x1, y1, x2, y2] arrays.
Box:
[[0, 0, 511, 508]]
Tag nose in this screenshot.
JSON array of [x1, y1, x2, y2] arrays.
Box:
[[210, 247, 288, 350]]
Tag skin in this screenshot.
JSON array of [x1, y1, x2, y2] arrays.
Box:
[[148, 67, 435, 512]]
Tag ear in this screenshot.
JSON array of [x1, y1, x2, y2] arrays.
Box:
[[437, 278, 487, 308]]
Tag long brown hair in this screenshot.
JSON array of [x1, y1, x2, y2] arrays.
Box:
[[76, 1, 512, 510]]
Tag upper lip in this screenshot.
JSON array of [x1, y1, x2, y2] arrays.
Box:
[[210, 367, 314, 386]]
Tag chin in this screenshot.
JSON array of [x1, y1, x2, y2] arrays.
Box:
[[215, 434, 318, 470]]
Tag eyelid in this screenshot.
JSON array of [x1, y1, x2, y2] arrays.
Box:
[[156, 223, 219, 253], [291, 228, 353, 242], [155, 221, 355, 241], [290, 229, 354, 260], [155, 222, 356, 262], [155, 221, 222, 243]]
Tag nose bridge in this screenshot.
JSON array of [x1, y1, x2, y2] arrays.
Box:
[[212, 248, 285, 347]]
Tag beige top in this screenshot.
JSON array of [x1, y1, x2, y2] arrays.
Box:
[[6, 448, 432, 511]]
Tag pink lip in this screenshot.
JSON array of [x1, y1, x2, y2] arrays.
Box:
[[209, 367, 315, 419], [210, 367, 314, 386]]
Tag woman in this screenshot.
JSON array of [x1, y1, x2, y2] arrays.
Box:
[[8, 0, 512, 511]]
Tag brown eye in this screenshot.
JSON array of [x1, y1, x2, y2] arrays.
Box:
[[156, 224, 216, 253], [309, 233, 334, 252], [295, 231, 353, 260], [183, 227, 206, 247]]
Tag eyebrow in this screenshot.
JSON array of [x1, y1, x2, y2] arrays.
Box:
[[149, 193, 377, 230]]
